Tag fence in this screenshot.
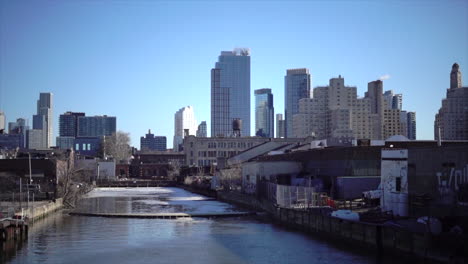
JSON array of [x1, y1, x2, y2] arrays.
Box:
[[258, 182, 330, 209]]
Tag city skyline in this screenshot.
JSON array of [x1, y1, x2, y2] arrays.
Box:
[[1, 1, 467, 146]]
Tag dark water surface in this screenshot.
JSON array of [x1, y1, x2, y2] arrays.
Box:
[[4, 188, 398, 264]]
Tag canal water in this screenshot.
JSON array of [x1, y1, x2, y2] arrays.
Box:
[[3, 188, 403, 264]]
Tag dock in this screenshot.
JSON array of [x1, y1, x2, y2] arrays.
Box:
[[69, 211, 255, 219], [0, 218, 28, 242]]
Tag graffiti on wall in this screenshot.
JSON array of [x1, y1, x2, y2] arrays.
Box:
[[436, 164, 468, 196]]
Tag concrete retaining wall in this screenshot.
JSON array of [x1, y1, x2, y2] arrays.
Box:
[[19, 199, 63, 220], [216, 190, 458, 263]]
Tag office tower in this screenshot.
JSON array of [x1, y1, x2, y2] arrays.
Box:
[[0, 112, 5, 132], [284, 68, 311, 137], [435, 63, 468, 140], [174, 106, 197, 151], [56, 111, 86, 149], [36, 93, 53, 147], [141, 129, 167, 151], [7, 118, 28, 148], [366, 80, 384, 140], [32, 114, 47, 148], [196, 121, 207, 137], [77, 115, 116, 137], [407, 112, 416, 140], [276, 114, 285, 138], [254, 89, 274, 137], [211, 48, 251, 137], [59, 112, 85, 137], [383, 90, 403, 110]]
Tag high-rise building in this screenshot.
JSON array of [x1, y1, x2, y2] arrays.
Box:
[[293, 76, 413, 141], [383, 90, 402, 110], [0, 112, 5, 132], [140, 129, 167, 151], [7, 118, 28, 148], [36, 93, 53, 147], [254, 89, 274, 137], [276, 114, 285, 138], [435, 63, 468, 140], [59, 112, 85, 137], [293, 76, 354, 140], [407, 112, 416, 140], [196, 121, 207, 137], [284, 68, 311, 137], [27, 129, 45, 149], [57, 112, 86, 150], [211, 48, 251, 137], [77, 115, 116, 137], [32, 114, 47, 148], [366, 80, 384, 140], [174, 106, 197, 151]]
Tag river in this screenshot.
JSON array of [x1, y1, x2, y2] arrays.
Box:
[[3, 187, 403, 264]]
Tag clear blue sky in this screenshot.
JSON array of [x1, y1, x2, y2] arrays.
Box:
[[1, 0, 467, 147]]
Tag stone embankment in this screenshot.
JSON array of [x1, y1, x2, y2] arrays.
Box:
[[186, 187, 461, 263]]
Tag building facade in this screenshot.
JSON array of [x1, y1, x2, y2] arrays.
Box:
[[27, 129, 45, 149], [383, 90, 402, 110], [0, 134, 22, 150], [276, 114, 285, 138], [293, 76, 413, 141], [284, 68, 311, 138], [434, 63, 468, 140], [196, 121, 207, 137], [5, 118, 28, 148], [183, 135, 276, 167], [211, 49, 251, 137], [140, 129, 167, 151], [254, 88, 274, 137], [77, 115, 116, 137], [174, 106, 197, 151], [130, 151, 185, 179], [59, 112, 85, 137], [407, 112, 416, 140], [0, 111, 5, 132], [34, 93, 53, 148], [74, 137, 102, 156]]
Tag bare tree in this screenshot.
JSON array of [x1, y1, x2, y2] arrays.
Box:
[[102, 131, 132, 163], [56, 153, 93, 208]]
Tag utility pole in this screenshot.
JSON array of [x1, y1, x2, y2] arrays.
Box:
[[28, 153, 32, 214]]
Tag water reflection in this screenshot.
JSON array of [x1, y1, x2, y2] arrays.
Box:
[[4, 188, 410, 264]]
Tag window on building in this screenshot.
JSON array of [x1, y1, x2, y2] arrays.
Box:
[[75, 143, 79, 150], [395, 177, 401, 192]]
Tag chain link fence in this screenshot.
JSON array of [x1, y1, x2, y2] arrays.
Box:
[[258, 182, 330, 209]]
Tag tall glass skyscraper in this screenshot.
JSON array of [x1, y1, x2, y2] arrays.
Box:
[[211, 48, 251, 137], [36, 93, 53, 147], [284, 69, 311, 137], [254, 88, 274, 137]]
